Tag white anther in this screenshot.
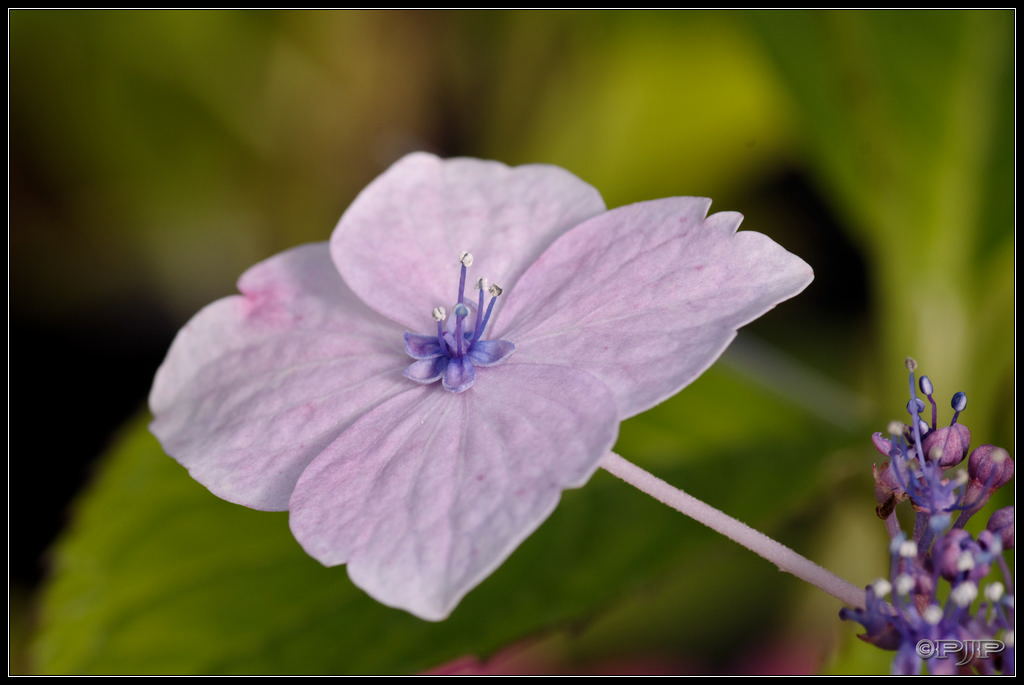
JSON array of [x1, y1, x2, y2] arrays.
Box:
[[899, 540, 918, 558], [887, 420, 905, 437], [488, 283, 503, 297], [432, 306, 447, 322], [459, 251, 474, 267], [895, 573, 915, 595], [957, 551, 975, 572], [985, 582, 1004, 602], [870, 578, 892, 598], [475, 277, 487, 290], [951, 582, 978, 607], [922, 604, 943, 624]]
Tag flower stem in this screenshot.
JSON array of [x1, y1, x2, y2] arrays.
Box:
[[600, 451, 866, 609]]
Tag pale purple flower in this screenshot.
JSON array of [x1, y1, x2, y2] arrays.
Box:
[[149, 152, 813, 620]]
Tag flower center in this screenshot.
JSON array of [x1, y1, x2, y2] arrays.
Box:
[[401, 252, 515, 393]]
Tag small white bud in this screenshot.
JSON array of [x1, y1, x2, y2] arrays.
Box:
[[956, 552, 975, 572], [895, 573, 915, 595], [985, 582, 1004, 602], [951, 581, 978, 607], [899, 540, 918, 558], [870, 578, 892, 598]]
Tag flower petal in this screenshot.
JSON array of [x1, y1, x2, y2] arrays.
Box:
[[330, 152, 607, 330], [149, 243, 412, 511], [404, 332, 445, 359], [403, 356, 449, 384], [288, 361, 619, 621], [495, 197, 814, 419], [467, 339, 515, 367], [442, 356, 476, 393]]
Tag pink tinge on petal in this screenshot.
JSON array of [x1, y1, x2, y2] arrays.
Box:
[[495, 197, 814, 419], [149, 243, 412, 511], [288, 361, 619, 621], [330, 152, 607, 331]]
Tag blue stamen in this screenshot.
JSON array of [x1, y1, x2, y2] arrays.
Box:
[[432, 306, 447, 352], [473, 284, 502, 345], [457, 252, 472, 306], [402, 252, 515, 392], [950, 392, 967, 424], [473, 278, 486, 341], [920, 375, 937, 429], [905, 364, 926, 470], [454, 303, 469, 356]]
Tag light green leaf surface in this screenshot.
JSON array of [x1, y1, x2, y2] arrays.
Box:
[[746, 10, 1014, 441]]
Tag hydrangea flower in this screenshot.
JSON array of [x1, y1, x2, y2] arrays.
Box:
[[842, 359, 1015, 675], [149, 152, 813, 620]]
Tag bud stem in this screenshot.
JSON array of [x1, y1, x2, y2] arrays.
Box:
[[600, 451, 866, 609]]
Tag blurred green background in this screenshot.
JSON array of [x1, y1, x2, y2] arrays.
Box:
[[10, 9, 1014, 675]]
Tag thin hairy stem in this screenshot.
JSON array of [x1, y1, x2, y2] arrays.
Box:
[[601, 451, 866, 609]]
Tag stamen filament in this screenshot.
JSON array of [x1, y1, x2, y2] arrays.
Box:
[[473, 284, 503, 344], [458, 265, 468, 308], [476, 298, 498, 342], [473, 278, 486, 342], [432, 306, 447, 352], [454, 303, 469, 356], [457, 252, 473, 310]]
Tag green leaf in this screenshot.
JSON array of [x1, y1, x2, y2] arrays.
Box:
[[745, 10, 1014, 442], [28, 357, 857, 674]]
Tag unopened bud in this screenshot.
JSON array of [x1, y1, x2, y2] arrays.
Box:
[[922, 424, 971, 469], [986, 506, 1014, 550]]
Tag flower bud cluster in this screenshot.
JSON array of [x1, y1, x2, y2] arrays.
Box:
[[841, 359, 1014, 674]]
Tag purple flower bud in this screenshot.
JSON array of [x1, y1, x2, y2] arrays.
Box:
[[977, 529, 1001, 556], [986, 506, 1014, 550], [936, 529, 974, 581], [849, 361, 1014, 674], [967, 445, 1014, 489], [921, 424, 971, 469], [961, 446, 1014, 516]]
